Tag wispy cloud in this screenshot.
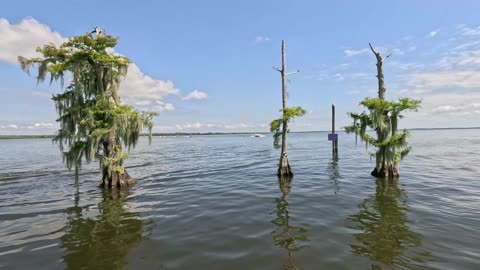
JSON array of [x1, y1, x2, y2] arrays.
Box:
[[426, 29, 440, 38], [338, 25, 480, 127], [255, 35, 270, 43], [408, 71, 480, 93], [346, 90, 361, 95], [344, 48, 369, 57], [169, 122, 265, 132], [0, 122, 58, 134], [153, 101, 175, 112], [182, 90, 208, 100], [459, 25, 480, 36]]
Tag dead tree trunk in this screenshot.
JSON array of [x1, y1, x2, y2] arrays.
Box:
[[273, 40, 293, 177], [369, 43, 386, 100]]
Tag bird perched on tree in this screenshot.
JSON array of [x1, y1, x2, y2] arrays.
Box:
[[91, 26, 103, 37]]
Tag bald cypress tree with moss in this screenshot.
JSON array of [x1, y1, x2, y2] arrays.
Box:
[[19, 31, 157, 188], [345, 43, 421, 178]]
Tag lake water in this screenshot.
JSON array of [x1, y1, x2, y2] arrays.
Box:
[[0, 130, 479, 269]]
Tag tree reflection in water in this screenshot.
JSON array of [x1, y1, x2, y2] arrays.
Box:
[[272, 176, 309, 270], [329, 155, 340, 194], [60, 189, 147, 270], [348, 179, 432, 269]]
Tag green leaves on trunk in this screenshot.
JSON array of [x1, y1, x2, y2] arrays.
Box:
[[345, 97, 420, 171], [270, 106, 306, 148]]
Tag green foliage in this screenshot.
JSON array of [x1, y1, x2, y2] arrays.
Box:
[[281, 107, 307, 121], [345, 97, 421, 172], [19, 32, 157, 178], [270, 119, 283, 149], [270, 106, 306, 148]]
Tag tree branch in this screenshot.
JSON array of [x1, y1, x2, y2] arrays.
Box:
[[272, 66, 282, 72], [368, 42, 379, 55], [286, 70, 300, 76]]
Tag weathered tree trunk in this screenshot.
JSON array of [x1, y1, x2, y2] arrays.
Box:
[[278, 40, 293, 177], [369, 43, 399, 178], [371, 165, 399, 178], [97, 69, 135, 189], [369, 43, 386, 100], [100, 167, 135, 188], [100, 139, 135, 188]]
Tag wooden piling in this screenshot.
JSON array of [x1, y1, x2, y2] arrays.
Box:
[[332, 104, 338, 155]]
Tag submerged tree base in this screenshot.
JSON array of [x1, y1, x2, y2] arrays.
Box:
[[278, 175, 293, 195], [371, 165, 399, 178], [100, 169, 135, 188], [278, 154, 293, 177]]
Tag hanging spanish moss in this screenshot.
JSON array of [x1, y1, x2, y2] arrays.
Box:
[[344, 43, 421, 178], [19, 32, 157, 188]]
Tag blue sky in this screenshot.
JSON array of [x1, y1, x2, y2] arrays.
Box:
[[1, 0, 480, 134]]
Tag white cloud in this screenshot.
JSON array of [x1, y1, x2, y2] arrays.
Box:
[[408, 71, 480, 93], [119, 63, 181, 110], [175, 122, 204, 130], [389, 61, 425, 71], [255, 36, 270, 43], [435, 49, 480, 70], [0, 18, 65, 64], [432, 105, 461, 113], [459, 25, 480, 36], [344, 48, 369, 57], [34, 123, 54, 127], [182, 90, 208, 100], [427, 29, 440, 38], [0, 17, 190, 114], [415, 93, 480, 119], [0, 122, 58, 134], [344, 45, 403, 57], [170, 122, 266, 132], [154, 101, 175, 112]]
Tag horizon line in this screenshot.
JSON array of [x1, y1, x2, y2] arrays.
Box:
[[1, 126, 479, 138]]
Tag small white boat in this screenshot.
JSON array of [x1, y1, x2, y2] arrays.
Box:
[[253, 133, 265, 138]]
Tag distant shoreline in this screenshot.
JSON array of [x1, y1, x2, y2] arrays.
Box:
[[1, 127, 479, 140]]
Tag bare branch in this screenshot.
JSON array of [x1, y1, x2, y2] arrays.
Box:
[[286, 69, 300, 76], [272, 66, 282, 72], [368, 42, 378, 55]]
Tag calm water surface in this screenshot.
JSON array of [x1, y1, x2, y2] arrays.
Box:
[[0, 130, 479, 269]]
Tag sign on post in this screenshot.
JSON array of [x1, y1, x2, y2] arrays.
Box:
[[328, 134, 338, 141]]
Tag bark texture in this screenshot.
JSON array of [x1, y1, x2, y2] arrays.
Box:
[[369, 43, 387, 100], [101, 169, 135, 188], [371, 165, 399, 178], [278, 40, 293, 177]]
